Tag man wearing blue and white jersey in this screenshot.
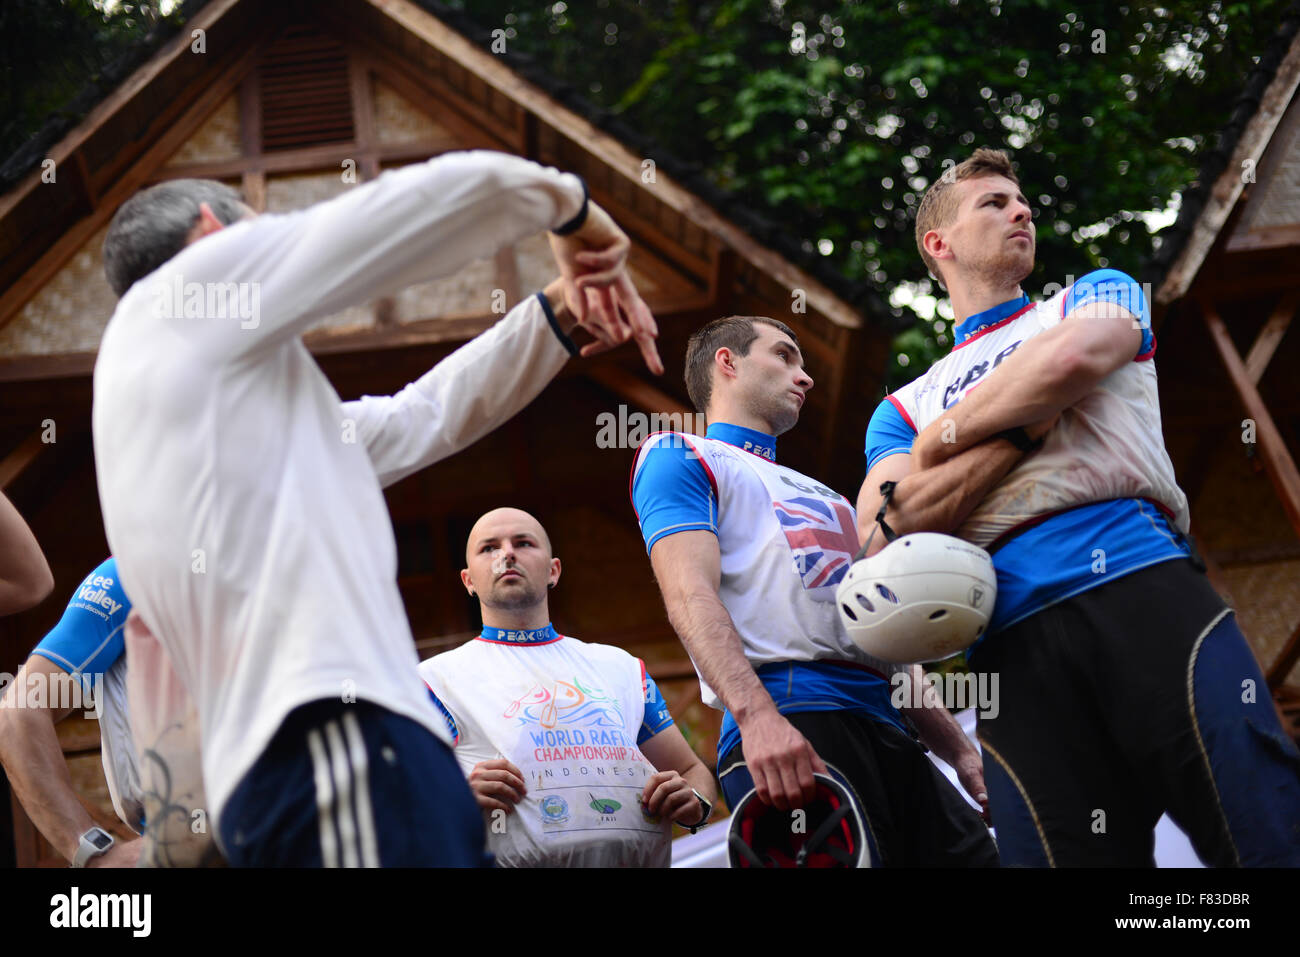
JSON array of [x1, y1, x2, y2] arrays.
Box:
[[0, 557, 142, 866], [858, 147, 1300, 866], [632, 316, 998, 867], [420, 508, 716, 867]]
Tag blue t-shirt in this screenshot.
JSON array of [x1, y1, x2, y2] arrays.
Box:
[[634, 422, 908, 763], [863, 270, 1189, 637], [30, 557, 131, 692]]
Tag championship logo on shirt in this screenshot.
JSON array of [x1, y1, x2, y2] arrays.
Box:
[[773, 496, 859, 589], [503, 677, 623, 731]]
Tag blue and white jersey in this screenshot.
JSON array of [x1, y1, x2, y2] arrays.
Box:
[[632, 422, 908, 763], [419, 625, 675, 867], [29, 557, 143, 832], [865, 269, 1192, 635]]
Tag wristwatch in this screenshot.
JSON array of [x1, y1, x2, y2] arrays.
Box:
[[72, 826, 114, 868], [684, 789, 713, 834]]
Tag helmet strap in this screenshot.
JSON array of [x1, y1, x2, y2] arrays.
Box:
[[854, 480, 900, 561]]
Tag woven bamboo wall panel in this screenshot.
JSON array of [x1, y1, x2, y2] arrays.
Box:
[[264, 172, 375, 334], [164, 94, 242, 167], [373, 79, 448, 144], [0, 225, 116, 357], [393, 256, 497, 323], [1237, 94, 1300, 232], [1221, 559, 1300, 685]]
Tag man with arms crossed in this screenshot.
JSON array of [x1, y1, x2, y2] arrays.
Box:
[[93, 152, 661, 865], [858, 148, 1300, 865], [420, 507, 717, 867], [632, 317, 997, 867]]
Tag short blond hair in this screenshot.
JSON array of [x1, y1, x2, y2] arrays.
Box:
[[915, 148, 1020, 282]]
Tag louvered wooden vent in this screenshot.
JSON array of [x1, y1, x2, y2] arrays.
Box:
[[259, 24, 354, 152]]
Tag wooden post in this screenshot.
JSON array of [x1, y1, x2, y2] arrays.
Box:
[[1199, 298, 1300, 539]]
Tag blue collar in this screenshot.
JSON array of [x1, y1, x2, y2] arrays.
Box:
[[478, 624, 561, 645], [706, 422, 777, 462], [953, 293, 1032, 346]]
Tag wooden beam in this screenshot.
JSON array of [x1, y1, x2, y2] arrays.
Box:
[[0, 0, 249, 223], [149, 136, 461, 182], [348, 54, 380, 180], [582, 365, 700, 431], [0, 432, 46, 491], [1200, 298, 1300, 539], [1243, 289, 1297, 385], [356, 0, 864, 330], [1269, 619, 1300, 689], [0, 33, 272, 333], [1157, 32, 1300, 306]]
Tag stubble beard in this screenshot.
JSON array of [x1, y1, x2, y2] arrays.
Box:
[[483, 578, 545, 612]]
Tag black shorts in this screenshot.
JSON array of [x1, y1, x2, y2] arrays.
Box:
[[717, 709, 998, 867], [970, 558, 1300, 867]]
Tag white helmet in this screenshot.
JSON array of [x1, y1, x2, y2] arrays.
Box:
[[836, 532, 996, 664]]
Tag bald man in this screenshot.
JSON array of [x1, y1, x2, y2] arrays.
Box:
[[419, 508, 717, 867]]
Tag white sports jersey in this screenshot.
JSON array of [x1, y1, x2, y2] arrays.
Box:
[[93, 151, 585, 835], [887, 289, 1189, 547], [631, 429, 904, 710], [420, 629, 672, 868]]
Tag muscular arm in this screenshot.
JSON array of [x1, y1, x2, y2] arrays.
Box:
[[649, 530, 825, 810], [896, 664, 989, 818], [638, 724, 719, 826], [913, 302, 1141, 469], [0, 656, 139, 865], [856, 442, 1026, 555], [0, 491, 53, 615]]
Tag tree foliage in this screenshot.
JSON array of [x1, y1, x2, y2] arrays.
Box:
[[445, 0, 1285, 386]]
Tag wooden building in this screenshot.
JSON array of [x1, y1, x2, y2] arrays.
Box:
[[1148, 13, 1300, 737], [0, 0, 893, 865]]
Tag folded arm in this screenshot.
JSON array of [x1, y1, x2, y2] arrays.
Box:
[[912, 302, 1141, 469]]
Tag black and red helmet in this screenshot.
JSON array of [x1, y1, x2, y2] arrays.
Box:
[[727, 767, 872, 868]]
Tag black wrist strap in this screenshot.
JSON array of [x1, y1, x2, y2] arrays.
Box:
[[551, 177, 589, 236], [995, 426, 1043, 453], [853, 480, 899, 562]]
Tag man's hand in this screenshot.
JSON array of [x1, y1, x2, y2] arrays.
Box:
[[86, 836, 143, 868], [547, 201, 663, 374], [739, 709, 828, 811], [641, 770, 699, 825], [467, 758, 526, 813], [952, 749, 991, 825]]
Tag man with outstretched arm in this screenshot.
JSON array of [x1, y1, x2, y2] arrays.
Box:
[[857, 147, 1300, 866], [93, 151, 662, 866], [632, 316, 998, 867]]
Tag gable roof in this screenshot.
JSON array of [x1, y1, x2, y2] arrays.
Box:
[[1150, 2, 1300, 304]]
